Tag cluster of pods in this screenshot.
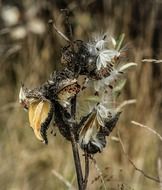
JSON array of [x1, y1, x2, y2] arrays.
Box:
[[19, 34, 136, 154]]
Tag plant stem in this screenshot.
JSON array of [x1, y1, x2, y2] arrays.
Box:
[[61, 10, 88, 188], [71, 96, 76, 118], [70, 96, 84, 190], [83, 152, 89, 190], [70, 131, 84, 190]]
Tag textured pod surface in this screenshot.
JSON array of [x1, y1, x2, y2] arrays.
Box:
[[53, 101, 80, 141], [61, 40, 97, 76], [43, 68, 81, 107]]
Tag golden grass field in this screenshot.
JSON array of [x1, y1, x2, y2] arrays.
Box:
[[0, 0, 162, 189]]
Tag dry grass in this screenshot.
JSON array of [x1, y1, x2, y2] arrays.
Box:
[[0, 0, 162, 189]]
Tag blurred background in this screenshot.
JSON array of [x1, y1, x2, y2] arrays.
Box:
[[0, 0, 162, 189]]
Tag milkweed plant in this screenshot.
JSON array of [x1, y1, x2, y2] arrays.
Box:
[[19, 20, 137, 189]]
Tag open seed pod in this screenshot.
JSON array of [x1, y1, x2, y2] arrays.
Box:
[[79, 108, 121, 154], [19, 84, 53, 144], [28, 99, 53, 144], [45, 69, 82, 107], [61, 40, 97, 76]]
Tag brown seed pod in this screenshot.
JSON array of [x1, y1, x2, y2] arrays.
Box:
[[44, 68, 82, 107], [61, 40, 97, 76], [78, 110, 121, 154], [19, 84, 53, 144]]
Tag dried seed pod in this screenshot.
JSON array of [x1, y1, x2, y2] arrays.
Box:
[[28, 100, 53, 144], [19, 84, 53, 144], [79, 109, 121, 154], [57, 82, 80, 107], [60, 38, 124, 81], [53, 101, 78, 141], [44, 68, 81, 107], [79, 111, 103, 154], [61, 40, 97, 76], [102, 112, 121, 136]]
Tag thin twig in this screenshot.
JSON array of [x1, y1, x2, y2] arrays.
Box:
[[90, 156, 107, 190], [116, 99, 136, 112], [83, 152, 90, 190], [61, 9, 73, 41], [131, 121, 162, 142], [117, 129, 161, 183], [51, 169, 76, 190], [48, 19, 71, 43], [142, 59, 162, 63], [60, 9, 76, 75], [110, 136, 120, 142]]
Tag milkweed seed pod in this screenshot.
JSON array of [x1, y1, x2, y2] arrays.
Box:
[[86, 35, 137, 93], [88, 35, 136, 84], [78, 104, 121, 154], [19, 68, 83, 143], [53, 101, 78, 141], [44, 68, 81, 108], [61, 35, 136, 83], [61, 40, 97, 76], [19, 84, 53, 144], [44, 69, 83, 140]]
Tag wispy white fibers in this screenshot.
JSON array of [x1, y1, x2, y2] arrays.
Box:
[[87, 34, 120, 70], [96, 50, 120, 70]]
